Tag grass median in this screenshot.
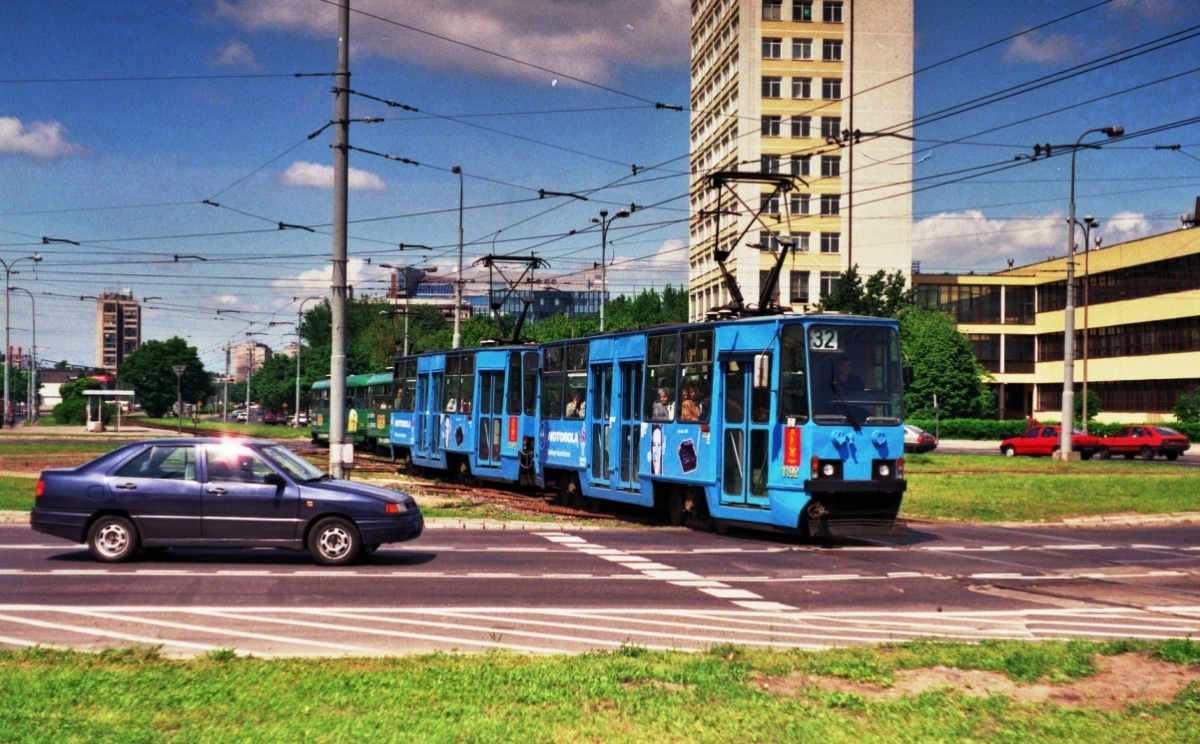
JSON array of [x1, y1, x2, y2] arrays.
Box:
[[903, 453, 1200, 523], [141, 417, 311, 439], [2, 640, 1199, 742]]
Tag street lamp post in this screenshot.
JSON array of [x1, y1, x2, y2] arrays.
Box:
[[1071, 216, 1100, 433], [244, 332, 266, 422], [0, 255, 41, 428], [293, 296, 324, 427], [589, 209, 629, 332], [7, 286, 36, 422], [1026, 126, 1122, 459], [380, 265, 437, 355], [451, 165, 464, 349], [172, 364, 186, 433]]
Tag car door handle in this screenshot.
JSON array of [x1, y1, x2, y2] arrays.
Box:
[[114, 483, 137, 490], [207, 487, 227, 495]]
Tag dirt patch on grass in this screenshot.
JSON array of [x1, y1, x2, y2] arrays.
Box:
[[0, 453, 99, 474], [756, 653, 1200, 710], [621, 680, 691, 692]]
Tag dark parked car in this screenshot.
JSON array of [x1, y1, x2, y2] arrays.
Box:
[[262, 411, 283, 425], [31, 438, 423, 565]]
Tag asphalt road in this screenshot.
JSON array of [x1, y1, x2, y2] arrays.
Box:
[[1, 521, 1198, 656]]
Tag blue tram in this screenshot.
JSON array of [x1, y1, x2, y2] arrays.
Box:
[[386, 313, 906, 536], [390, 346, 541, 485]]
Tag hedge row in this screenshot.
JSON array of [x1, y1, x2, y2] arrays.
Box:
[[907, 419, 1200, 443]]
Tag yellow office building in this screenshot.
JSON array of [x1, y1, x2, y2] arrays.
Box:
[[913, 218, 1200, 422], [688, 0, 914, 319]]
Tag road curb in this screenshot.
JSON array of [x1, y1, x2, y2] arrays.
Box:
[[0, 511, 605, 531], [0, 511, 29, 525]]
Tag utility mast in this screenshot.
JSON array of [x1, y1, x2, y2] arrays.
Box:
[[329, 0, 351, 478]]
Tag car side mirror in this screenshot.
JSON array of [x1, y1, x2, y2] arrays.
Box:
[[903, 366, 914, 385], [264, 472, 286, 488]]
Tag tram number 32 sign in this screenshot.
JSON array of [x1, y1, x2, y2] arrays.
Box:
[[808, 328, 838, 350]]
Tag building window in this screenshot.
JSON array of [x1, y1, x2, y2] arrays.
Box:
[[790, 271, 811, 304], [820, 117, 842, 140], [823, 1, 844, 23], [791, 116, 812, 138], [794, 232, 811, 253], [761, 154, 781, 174], [791, 193, 811, 215], [759, 231, 780, 251], [792, 38, 813, 59], [821, 155, 841, 177], [791, 76, 812, 99], [762, 75, 781, 98], [969, 335, 1001, 373], [760, 270, 781, 306], [790, 154, 811, 176], [915, 284, 1003, 325], [820, 232, 840, 254], [820, 194, 840, 216], [762, 115, 781, 137], [761, 195, 780, 215], [820, 271, 839, 298], [822, 77, 842, 100], [763, 37, 782, 59], [1005, 286, 1036, 325], [762, 0, 782, 20], [822, 39, 843, 61], [794, 0, 813, 22], [1005, 334, 1035, 373]]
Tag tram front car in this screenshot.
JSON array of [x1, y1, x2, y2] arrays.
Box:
[[772, 316, 907, 536]]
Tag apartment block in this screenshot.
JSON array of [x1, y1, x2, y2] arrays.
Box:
[[232, 342, 272, 383], [688, 0, 914, 319], [95, 291, 140, 372]]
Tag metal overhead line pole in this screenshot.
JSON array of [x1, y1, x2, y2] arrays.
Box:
[[295, 296, 323, 427], [329, 0, 351, 478], [452, 165, 464, 349]]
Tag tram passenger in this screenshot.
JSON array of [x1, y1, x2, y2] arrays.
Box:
[[679, 385, 701, 422], [652, 388, 675, 420], [548, 392, 563, 418], [565, 390, 586, 419], [825, 355, 867, 418]]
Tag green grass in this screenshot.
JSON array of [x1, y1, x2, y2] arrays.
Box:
[[0, 475, 37, 511], [142, 417, 310, 440], [0, 442, 124, 455], [2, 640, 1199, 743], [904, 454, 1200, 522]]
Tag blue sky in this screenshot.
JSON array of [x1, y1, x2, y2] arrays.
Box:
[[2, 0, 1199, 370]]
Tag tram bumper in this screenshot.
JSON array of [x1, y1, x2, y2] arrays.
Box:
[[801, 480, 907, 537]]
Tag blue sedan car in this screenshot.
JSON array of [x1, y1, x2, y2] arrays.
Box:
[[31, 438, 423, 565]]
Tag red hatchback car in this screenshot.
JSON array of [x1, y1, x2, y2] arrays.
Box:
[[1098, 426, 1191, 461], [1000, 425, 1103, 459]]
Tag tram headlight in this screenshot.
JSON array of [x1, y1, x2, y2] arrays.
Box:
[[877, 463, 891, 478], [822, 463, 835, 477]]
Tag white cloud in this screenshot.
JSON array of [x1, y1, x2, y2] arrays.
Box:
[[212, 0, 688, 83], [1002, 31, 1088, 65], [1109, 0, 1200, 23], [209, 293, 241, 307], [207, 40, 260, 69], [913, 210, 1166, 271], [272, 257, 373, 295], [605, 238, 688, 289], [278, 160, 388, 191], [0, 117, 83, 159]]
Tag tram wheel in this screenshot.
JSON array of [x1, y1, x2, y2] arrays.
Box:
[[559, 473, 582, 507], [666, 489, 686, 526], [455, 457, 477, 486]]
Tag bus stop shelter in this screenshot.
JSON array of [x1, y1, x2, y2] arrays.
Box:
[[82, 390, 135, 432]]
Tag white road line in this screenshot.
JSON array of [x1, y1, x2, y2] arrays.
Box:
[[700, 588, 763, 600], [0, 634, 66, 648], [49, 569, 108, 575], [197, 610, 560, 654], [1024, 619, 1200, 633], [0, 612, 227, 653], [60, 609, 375, 654], [733, 601, 796, 611], [642, 570, 706, 581], [668, 580, 730, 588]]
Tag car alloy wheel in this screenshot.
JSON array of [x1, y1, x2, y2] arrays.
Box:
[[87, 515, 138, 562], [1141, 446, 1155, 461], [1002, 445, 1016, 457], [308, 517, 360, 566], [1098, 446, 1111, 460]]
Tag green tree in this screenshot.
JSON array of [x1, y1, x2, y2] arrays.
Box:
[[119, 337, 212, 418], [58, 375, 103, 402], [817, 265, 913, 318], [249, 353, 299, 413], [1074, 388, 1102, 426], [898, 306, 995, 419], [1173, 390, 1200, 424], [52, 375, 106, 425]]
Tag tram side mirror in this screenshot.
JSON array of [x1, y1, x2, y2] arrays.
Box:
[[903, 366, 914, 386], [753, 354, 771, 390]]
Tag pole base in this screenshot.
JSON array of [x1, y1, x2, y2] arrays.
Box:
[[1053, 450, 1082, 462]]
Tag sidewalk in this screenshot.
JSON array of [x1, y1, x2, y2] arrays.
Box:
[[0, 424, 170, 438]]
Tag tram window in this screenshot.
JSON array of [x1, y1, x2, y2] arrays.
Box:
[[459, 370, 474, 415], [444, 357, 460, 411], [507, 352, 522, 415], [401, 377, 416, 412], [679, 330, 713, 423], [564, 344, 588, 419], [646, 333, 678, 422], [542, 346, 564, 419], [523, 353, 538, 416], [780, 325, 809, 422]]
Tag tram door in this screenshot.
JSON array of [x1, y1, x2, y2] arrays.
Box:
[[590, 364, 614, 486], [617, 362, 643, 491], [477, 370, 505, 468], [416, 371, 442, 459], [720, 358, 771, 506]]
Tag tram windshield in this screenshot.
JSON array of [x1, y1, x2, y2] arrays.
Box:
[[781, 323, 904, 425]]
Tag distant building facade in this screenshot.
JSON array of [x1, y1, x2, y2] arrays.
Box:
[[914, 215, 1200, 423], [231, 342, 271, 383], [95, 291, 140, 372]]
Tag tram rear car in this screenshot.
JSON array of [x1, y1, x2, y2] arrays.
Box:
[[539, 315, 907, 536]]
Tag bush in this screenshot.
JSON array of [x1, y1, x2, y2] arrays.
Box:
[[907, 418, 1200, 442], [1174, 391, 1200, 424], [51, 397, 112, 426]]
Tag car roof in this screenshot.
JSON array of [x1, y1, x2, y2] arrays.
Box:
[[125, 437, 279, 447]]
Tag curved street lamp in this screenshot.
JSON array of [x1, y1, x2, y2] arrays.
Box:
[[7, 286, 36, 422], [1, 254, 42, 427], [588, 209, 629, 332]]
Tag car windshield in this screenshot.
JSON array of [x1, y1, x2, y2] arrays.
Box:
[[1155, 427, 1181, 436], [259, 444, 326, 482], [799, 324, 904, 425]]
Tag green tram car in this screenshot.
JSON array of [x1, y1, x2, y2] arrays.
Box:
[[309, 373, 396, 450]]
